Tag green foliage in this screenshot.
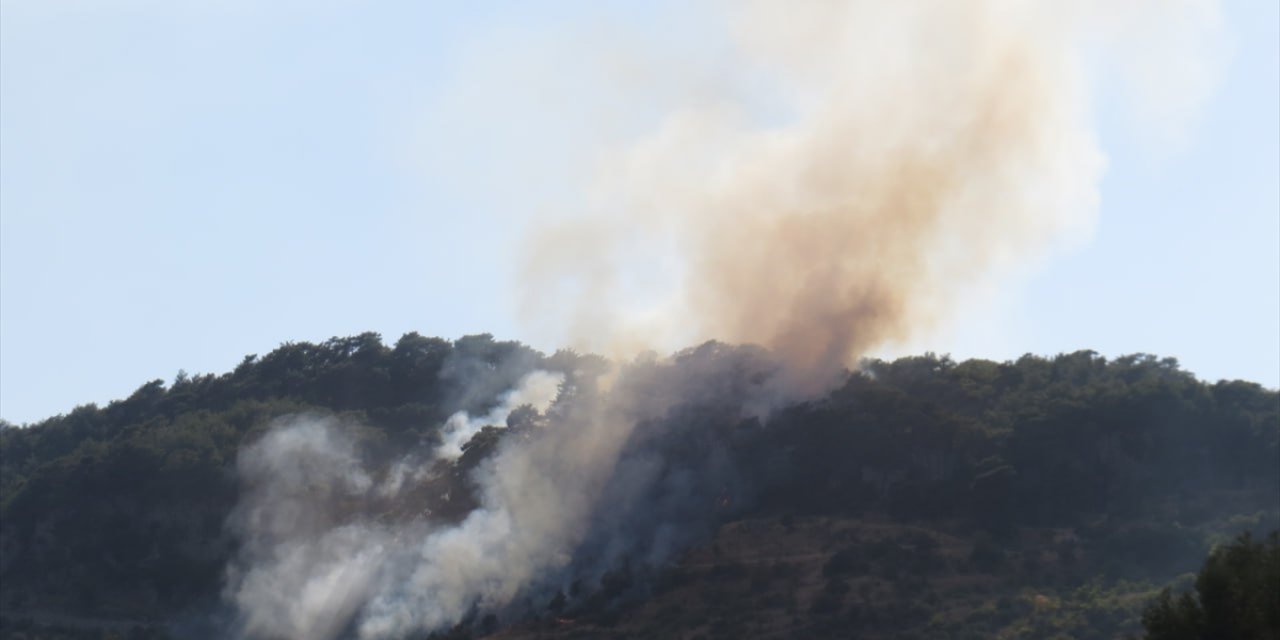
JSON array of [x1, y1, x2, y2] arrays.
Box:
[[0, 332, 557, 619], [0, 338, 1275, 638], [1141, 531, 1280, 640]]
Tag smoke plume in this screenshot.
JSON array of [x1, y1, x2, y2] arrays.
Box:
[[522, 0, 1222, 386], [436, 370, 563, 460], [224, 2, 1224, 638], [226, 344, 778, 639]]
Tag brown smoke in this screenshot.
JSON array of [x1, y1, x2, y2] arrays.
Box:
[[224, 5, 1226, 637], [519, 1, 1219, 389]]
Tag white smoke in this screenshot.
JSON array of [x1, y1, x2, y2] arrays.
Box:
[[225, 418, 392, 640], [225, 345, 777, 639], [436, 369, 563, 460], [225, 1, 1227, 638], [224, 369, 574, 639]]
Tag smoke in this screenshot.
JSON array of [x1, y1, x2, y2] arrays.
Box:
[[225, 418, 391, 640], [436, 370, 563, 460], [224, 2, 1225, 638], [521, 0, 1223, 387], [226, 345, 778, 639]]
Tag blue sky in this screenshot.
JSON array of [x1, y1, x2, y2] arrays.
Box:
[[1, 1, 1276, 424]]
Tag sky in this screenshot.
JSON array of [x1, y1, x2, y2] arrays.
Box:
[[1, 0, 1277, 425]]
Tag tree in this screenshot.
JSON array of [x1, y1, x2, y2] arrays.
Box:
[[1141, 531, 1280, 640]]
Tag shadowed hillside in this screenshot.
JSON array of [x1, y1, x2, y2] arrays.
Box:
[[1, 333, 1276, 639]]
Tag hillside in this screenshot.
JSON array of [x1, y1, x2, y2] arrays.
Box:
[[1, 333, 1277, 639]]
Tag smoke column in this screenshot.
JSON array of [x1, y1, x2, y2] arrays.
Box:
[[226, 345, 776, 639], [225, 1, 1224, 638], [523, 0, 1222, 386]]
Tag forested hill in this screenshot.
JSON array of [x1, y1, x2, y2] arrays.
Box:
[[1, 333, 1277, 639]]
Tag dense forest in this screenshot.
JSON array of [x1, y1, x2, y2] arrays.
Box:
[[1, 332, 1277, 639]]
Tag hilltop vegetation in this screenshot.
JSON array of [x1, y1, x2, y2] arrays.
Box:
[[0, 333, 1276, 639]]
